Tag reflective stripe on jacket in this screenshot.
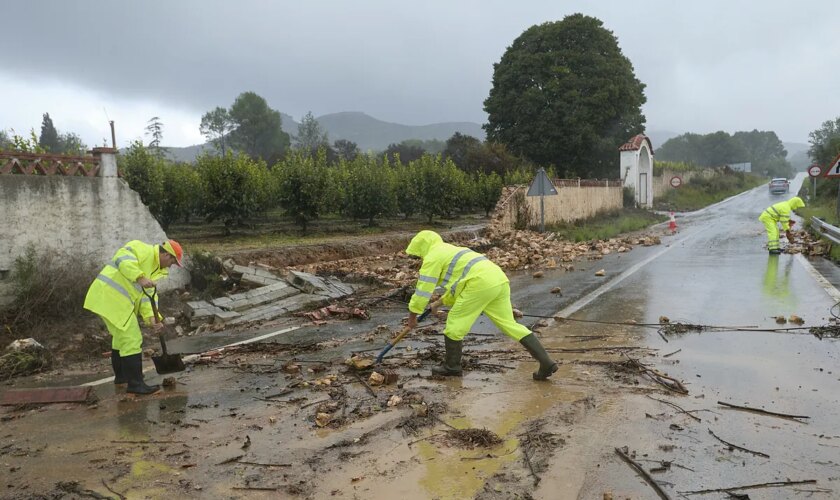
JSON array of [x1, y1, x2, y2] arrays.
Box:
[[83, 240, 168, 329], [760, 196, 805, 231], [405, 230, 508, 314]]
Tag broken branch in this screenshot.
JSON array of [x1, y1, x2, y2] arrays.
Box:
[[717, 401, 809, 421], [707, 428, 769, 458], [680, 479, 817, 495], [646, 395, 701, 422], [614, 447, 672, 500]]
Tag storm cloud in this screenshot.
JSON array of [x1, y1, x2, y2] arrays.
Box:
[[1, 0, 837, 147]]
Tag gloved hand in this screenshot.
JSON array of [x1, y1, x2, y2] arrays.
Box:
[[788, 220, 796, 229], [786, 230, 795, 244]]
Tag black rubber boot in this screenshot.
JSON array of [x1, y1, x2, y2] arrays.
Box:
[[519, 334, 559, 381], [431, 336, 463, 376], [111, 349, 127, 385], [124, 353, 160, 395]]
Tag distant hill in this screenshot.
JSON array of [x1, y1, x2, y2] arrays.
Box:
[[311, 112, 485, 151], [644, 130, 678, 151], [157, 112, 485, 163], [784, 141, 810, 170]]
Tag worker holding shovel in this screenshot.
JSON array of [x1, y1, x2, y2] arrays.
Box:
[[404, 230, 558, 380], [84, 240, 183, 395]]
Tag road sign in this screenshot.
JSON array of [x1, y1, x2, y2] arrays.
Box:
[[526, 168, 558, 197], [808, 164, 822, 177], [669, 176, 682, 188], [526, 168, 557, 233], [823, 153, 840, 178]]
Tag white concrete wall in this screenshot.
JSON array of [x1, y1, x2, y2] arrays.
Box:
[[620, 147, 654, 208], [494, 183, 622, 230], [0, 174, 189, 306]]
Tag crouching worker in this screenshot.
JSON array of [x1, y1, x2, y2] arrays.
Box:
[[759, 196, 804, 254], [404, 230, 558, 380], [84, 240, 183, 395]]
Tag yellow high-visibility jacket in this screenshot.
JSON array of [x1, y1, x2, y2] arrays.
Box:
[[760, 196, 805, 231], [405, 230, 508, 314], [83, 240, 168, 329]]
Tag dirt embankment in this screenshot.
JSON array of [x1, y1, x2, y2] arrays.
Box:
[[228, 226, 485, 269]]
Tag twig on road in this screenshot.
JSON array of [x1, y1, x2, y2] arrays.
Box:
[[614, 447, 671, 500], [646, 395, 701, 422], [679, 479, 817, 496], [717, 401, 810, 421], [707, 428, 770, 458]]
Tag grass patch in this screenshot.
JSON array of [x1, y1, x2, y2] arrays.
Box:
[[655, 171, 765, 211], [799, 177, 840, 226], [547, 209, 667, 242]]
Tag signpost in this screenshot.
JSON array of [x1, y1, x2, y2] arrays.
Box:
[[526, 168, 558, 233], [808, 164, 821, 199], [669, 176, 682, 188]]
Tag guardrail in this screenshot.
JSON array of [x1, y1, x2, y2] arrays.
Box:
[[811, 216, 840, 245]]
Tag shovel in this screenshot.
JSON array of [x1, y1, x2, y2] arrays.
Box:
[[375, 300, 441, 364], [141, 288, 186, 375]]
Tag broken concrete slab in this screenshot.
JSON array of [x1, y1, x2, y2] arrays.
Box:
[[288, 270, 354, 298], [231, 265, 283, 286], [186, 300, 230, 326], [228, 293, 328, 325], [211, 281, 299, 312]]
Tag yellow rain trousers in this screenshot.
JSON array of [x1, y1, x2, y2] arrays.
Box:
[[83, 241, 168, 356], [758, 196, 804, 251], [406, 230, 531, 342]]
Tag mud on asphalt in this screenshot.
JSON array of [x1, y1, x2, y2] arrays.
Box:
[[1, 226, 698, 499]]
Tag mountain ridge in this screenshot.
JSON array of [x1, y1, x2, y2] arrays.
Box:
[[160, 111, 485, 162]]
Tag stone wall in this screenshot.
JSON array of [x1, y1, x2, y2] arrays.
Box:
[[491, 181, 623, 231], [0, 154, 189, 307]]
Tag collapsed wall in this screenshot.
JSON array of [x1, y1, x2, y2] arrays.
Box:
[[0, 151, 189, 307]]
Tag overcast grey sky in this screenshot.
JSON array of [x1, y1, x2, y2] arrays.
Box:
[[1, 1, 836, 148]]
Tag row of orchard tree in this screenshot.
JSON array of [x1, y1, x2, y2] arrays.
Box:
[[119, 141, 540, 233]]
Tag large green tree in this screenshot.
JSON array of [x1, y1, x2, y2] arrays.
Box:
[[483, 14, 646, 177], [228, 91, 291, 162], [809, 116, 840, 167]]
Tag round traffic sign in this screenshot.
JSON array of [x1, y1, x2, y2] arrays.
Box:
[[669, 176, 682, 188], [808, 164, 822, 177]]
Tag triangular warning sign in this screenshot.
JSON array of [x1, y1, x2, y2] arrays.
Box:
[[823, 153, 840, 178], [526, 168, 558, 196]]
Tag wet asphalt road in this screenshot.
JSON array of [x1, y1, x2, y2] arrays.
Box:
[[538, 173, 840, 498]]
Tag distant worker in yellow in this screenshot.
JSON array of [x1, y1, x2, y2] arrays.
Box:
[[84, 240, 183, 395], [758, 196, 804, 254], [404, 230, 558, 380]]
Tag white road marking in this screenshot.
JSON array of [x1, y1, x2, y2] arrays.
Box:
[[795, 254, 840, 302], [556, 230, 701, 319], [82, 325, 302, 387]]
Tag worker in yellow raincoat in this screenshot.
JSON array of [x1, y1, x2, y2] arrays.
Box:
[[84, 240, 183, 395], [758, 196, 804, 254], [404, 230, 558, 380]]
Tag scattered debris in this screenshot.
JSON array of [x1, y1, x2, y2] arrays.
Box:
[[368, 371, 385, 386], [387, 395, 402, 407], [162, 377, 177, 387], [788, 314, 804, 325], [717, 400, 810, 421], [550, 287, 562, 294], [595, 269, 606, 276], [346, 355, 374, 370], [439, 428, 502, 449], [1, 338, 52, 379], [614, 447, 672, 500], [775, 315, 787, 324]]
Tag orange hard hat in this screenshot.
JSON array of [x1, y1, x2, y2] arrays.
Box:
[[161, 240, 183, 267]]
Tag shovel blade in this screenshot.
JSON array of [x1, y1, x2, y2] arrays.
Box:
[[152, 354, 185, 374]]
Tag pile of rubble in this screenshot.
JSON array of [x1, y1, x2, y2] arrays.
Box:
[[291, 228, 662, 288], [787, 228, 830, 256]]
